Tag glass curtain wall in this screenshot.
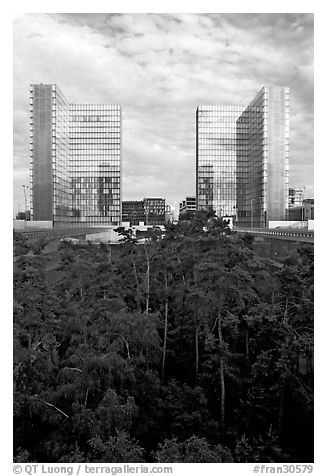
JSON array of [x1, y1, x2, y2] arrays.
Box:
[[196, 106, 244, 218], [236, 86, 289, 227], [69, 104, 122, 227], [30, 84, 53, 221], [30, 84, 70, 224], [53, 86, 71, 225], [143, 198, 166, 225], [122, 201, 146, 225]]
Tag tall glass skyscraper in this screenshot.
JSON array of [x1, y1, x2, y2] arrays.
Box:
[[30, 84, 122, 227], [69, 104, 121, 227], [196, 86, 289, 227], [196, 106, 244, 217], [30, 84, 71, 224], [236, 86, 289, 227]]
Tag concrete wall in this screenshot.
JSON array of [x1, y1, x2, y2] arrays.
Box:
[[86, 223, 165, 243], [122, 221, 147, 229], [13, 220, 26, 230], [269, 221, 307, 229], [27, 221, 53, 229], [13, 220, 53, 230], [86, 228, 123, 243]]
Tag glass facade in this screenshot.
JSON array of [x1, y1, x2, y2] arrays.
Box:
[[196, 106, 244, 217], [69, 104, 121, 227], [122, 198, 166, 225], [30, 84, 71, 224], [236, 86, 289, 227], [196, 87, 289, 228], [122, 200, 146, 225], [54, 86, 71, 224], [143, 198, 166, 225], [30, 84, 53, 221], [30, 84, 122, 227]]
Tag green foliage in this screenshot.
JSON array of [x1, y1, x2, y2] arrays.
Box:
[[153, 436, 233, 462], [13, 225, 313, 462], [172, 208, 231, 239], [16, 210, 31, 220], [234, 432, 290, 463], [114, 226, 137, 244], [87, 432, 144, 462]]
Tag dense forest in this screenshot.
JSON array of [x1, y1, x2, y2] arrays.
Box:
[[13, 213, 314, 463]]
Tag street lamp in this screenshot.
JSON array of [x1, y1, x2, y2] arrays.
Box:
[[22, 185, 29, 221], [259, 196, 264, 228]]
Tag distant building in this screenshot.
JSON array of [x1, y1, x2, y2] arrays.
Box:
[[144, 198, 166, 225], [122, 198, 166, 226], [179, 196, 197, 215], [289, 204, 314, 221], [165, 204, 174, 223], [30, 84, 121, 227], [122, 201, 145, 225], [289, 188, 304, 208]]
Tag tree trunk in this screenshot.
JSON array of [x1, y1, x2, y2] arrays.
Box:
[[245, 329, 249, 359], [144, 245, 150, 315], [84, 388, 89, 407], [278, 302, 289, 438], [278, 374, 286, 438], [131, 251, 141, 311], [195, 323, 199, 386], [218, 310, 225, 439], [79, 278, 83, 299], [175, 251, 186, 288], [27, 325, 32, 366], [161, 270, 168, 384], [193, 262, 199, 386]]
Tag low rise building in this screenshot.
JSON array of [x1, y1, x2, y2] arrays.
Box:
[[122, 198, 166, 226], [165, 204, 174, 223], [179, 196, 197, 215], [288, 204, 314, 221], [122, 201, 145, 225], [288, 188, 304, 208], [144, 198, 166, 225]]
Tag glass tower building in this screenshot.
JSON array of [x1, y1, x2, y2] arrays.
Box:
[[30, 84, 71, 224], [236, 86, 289, 227], [69, 104, 121, 227], [196, 106, 244, 217], [196, 86, 289, 227], [30, 84, 122, 227]]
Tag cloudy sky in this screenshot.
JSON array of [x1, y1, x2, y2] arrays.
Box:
[[13, 13, 314, 215]]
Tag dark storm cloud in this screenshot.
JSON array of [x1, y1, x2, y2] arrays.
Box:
[[13, 13, 313, 214]]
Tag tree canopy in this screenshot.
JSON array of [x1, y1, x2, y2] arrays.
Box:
[[13, 216, 313, 463]]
